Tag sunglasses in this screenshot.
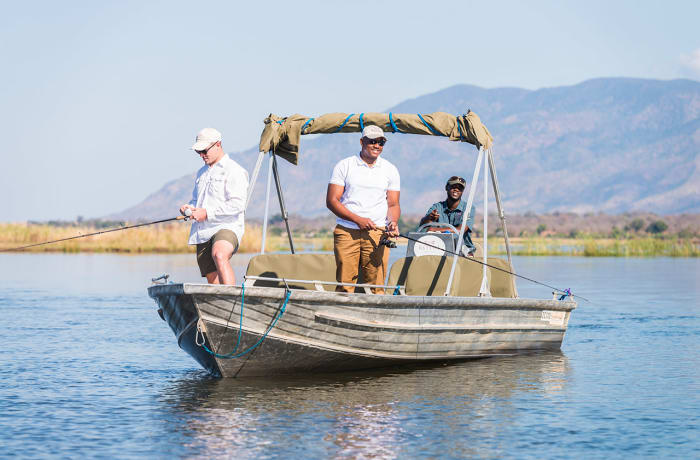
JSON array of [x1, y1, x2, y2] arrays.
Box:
[[195, 142, 216, 155], [365, 138, 386, 146]]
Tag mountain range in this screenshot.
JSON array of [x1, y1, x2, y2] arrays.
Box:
[[108, 78, 700, 221]]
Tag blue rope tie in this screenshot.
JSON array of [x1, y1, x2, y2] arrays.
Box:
[[359, 113, 364, 131], [417, 113, 440, 136], [457, 122, 465, 141], [334, 113, 355, 133], [301, 118, 314, 134], [200, 288, 291, 359], [558, 288, 572, 301], [276, 120, 284, 125], [389, 112, 401, 133]]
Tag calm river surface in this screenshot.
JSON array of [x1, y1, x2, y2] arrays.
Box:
[[0, 253, 698, 459]]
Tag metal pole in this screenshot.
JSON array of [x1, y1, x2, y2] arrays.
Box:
[[260, 153, 273, 254], [487, 148, 518, 297], [479, 150, 490, 297], [271, 153, 295, 253], [245, 151, 267, 211], [444, 147, 484, 296]]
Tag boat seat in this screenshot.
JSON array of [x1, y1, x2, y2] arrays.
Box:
[[245, 253, 337, 290], [388, 255, 516, 297], [486, 258, 518, 298]]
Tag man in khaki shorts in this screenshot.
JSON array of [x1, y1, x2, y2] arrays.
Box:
[[326, 125, 401, 294], [180, 128, 249, 284]]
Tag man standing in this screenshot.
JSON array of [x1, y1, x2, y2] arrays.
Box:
[[180, 128, 249, 285], [326, 126, 400, 294], [418, 176, 477, 255]]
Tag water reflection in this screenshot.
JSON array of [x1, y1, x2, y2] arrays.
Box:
[[159, 353, 570, 458]]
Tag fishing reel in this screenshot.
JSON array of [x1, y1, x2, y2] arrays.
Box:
[[379, 235, 397, 248]]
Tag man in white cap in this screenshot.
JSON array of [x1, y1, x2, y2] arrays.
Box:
[[326, 125, 401, 294], [180, 128, 249, 285]]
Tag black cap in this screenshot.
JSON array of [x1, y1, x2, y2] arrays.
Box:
[[446, 176, 466, 187]]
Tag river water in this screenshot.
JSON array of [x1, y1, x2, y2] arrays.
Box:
[[0, 253, 698, 458]]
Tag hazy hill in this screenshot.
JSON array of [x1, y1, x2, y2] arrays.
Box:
[[108, 78, 700, 221]]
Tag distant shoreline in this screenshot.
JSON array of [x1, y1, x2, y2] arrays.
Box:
[[1, 223, 697, 257]]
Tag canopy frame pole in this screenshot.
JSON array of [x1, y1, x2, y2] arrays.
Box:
[[487, 148, 518, 297], [245, 151, 267, 211], [478, 149, 491, 297], [444, 147, 484, 296], [271, 152, 295, 253], [260, 152, 274, 254]]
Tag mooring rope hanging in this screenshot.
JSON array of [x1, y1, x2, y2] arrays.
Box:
[[394, 232, 590, 302], [198, 288, 292, 359]]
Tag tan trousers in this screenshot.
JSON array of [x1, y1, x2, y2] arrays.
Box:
[[333, 225, 389, 294]]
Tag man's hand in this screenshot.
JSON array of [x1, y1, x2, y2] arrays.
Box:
[[428, 209, 439, 222], [355, 217, 377, 230], [180, 204, 195, 215], [191, 208, 207, 222], [386, 221, 399, 237]]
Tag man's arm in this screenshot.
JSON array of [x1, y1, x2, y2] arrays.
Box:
[[419, 209, 439, 226], [385, 190, 400, 236], [326, 184, 377, 230], [466, 204, 475, 232], [418, 203, 440, 227]]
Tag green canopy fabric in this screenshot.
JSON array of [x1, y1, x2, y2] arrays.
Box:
[[258, 111, 493, 165]]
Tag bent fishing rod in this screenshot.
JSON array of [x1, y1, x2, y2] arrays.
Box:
[[1, 210, 192, 253], [382, 231, 590, 302]]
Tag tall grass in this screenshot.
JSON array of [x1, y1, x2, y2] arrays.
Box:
[[0, 223, 334, 254], [579, 238, 699, 257], [487, 238, 572, 256], [1, 223, 696, 256], [486, 236, 699, 257]]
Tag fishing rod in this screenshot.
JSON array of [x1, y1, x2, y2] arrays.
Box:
[[1, 210, 192, 252], [382, 231, 590, 302]]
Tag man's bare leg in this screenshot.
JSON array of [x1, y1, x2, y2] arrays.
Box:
[[205, 271, 220, 284], [211, 240, 235, 285]]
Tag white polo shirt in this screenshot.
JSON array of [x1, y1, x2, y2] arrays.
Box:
[[329, 154, 400, 229], [188, 154, 249, 245]]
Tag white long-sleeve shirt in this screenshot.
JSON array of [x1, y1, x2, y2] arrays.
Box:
[[187, 154, 249, 245]]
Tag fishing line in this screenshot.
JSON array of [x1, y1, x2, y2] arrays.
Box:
[[385, 231, 590, 302], [1, 210, 192, 252]]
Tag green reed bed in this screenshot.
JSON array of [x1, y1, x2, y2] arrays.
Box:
[[1, 223, 697, 256], [580, 238, 700, 257], [487, 237, 699, 257]]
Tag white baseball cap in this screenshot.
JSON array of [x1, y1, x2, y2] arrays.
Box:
[[191, 128, 222, 151], [361, 125, 386, 140]]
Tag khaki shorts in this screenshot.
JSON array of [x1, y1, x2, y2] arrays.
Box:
[[196, 230, 239, 277]]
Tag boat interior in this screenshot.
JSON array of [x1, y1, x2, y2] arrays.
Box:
[[243, 252, 517, 298], [243, 111, 520, 300]]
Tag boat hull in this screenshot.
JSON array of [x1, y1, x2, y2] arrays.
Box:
[[149, 284, 576, 377]]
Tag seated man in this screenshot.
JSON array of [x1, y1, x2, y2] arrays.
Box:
[[418, 176, 476, 255]]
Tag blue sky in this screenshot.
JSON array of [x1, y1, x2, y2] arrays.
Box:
[[2, 0, 699, 222]]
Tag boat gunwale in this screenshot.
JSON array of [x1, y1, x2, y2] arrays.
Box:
[[148, 283, 577, 312]]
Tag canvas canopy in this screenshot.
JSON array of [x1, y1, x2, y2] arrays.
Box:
[[258, 111, 493, 165]]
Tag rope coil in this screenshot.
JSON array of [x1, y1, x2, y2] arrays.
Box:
[[198, 287, 292, 359]]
